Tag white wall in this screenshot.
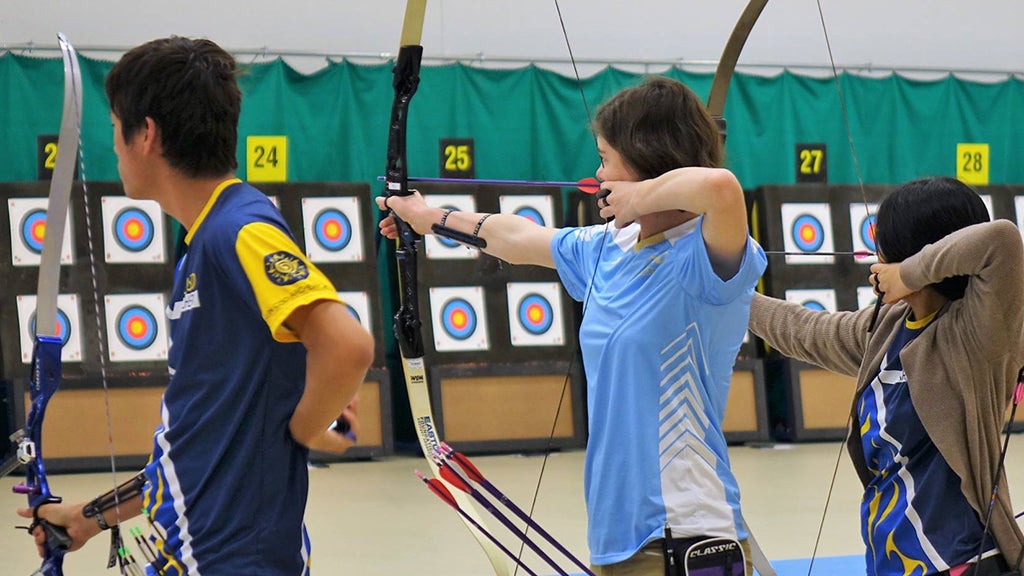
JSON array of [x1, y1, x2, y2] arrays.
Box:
[[3, 1, 1023, 79]]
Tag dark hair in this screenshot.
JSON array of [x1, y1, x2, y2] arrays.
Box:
[[592, 76, 723, 180], [875, 177, 990, 300], [105, 37, 241, 178]]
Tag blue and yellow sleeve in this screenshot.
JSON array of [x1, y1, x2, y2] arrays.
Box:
[[235, 222, 342, 342]]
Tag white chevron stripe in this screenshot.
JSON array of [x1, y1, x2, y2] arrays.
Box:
[[657, 322, 735, 539], [659, 400, 701, 444], [661, 428, 718, 471], [659, 385, 710, 430]]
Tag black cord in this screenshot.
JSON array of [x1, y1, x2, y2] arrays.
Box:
[[969, 366, 1024, 574]]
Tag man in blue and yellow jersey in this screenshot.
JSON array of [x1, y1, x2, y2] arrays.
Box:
[[20, 37, 374, 576]]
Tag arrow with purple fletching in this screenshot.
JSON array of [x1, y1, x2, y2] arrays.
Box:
[[415, 471, 540, 576], [438, 443, 595, 576], [433, 455, 576, 576]]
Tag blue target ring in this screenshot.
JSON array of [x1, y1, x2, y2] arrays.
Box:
[[313, 208, 352, 251], [802, 300, 827, 312], [437, 206, 461, 248], [344, 303, 362, 323], [21, 209, 49, 254], [517, 293, 553, 335], [441, 298, 477, 340], [513, 206, 545, 226], [791, 214, 825, 252], [29, 309, 72, 347], [859, 215, 877, 252], [114, 207, 155, 252], [116, 306, 158, 350]]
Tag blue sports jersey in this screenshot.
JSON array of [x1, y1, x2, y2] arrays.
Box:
[[551, 217, 766, 565], [858, 312, 996, 576], [143, 179, 340, 576]]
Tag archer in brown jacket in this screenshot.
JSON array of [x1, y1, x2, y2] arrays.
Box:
[[750, 177, 1024, 575]]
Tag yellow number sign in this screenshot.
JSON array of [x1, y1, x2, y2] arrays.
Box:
[[247, 136, 288, 182], [956, 143, 989, 185]]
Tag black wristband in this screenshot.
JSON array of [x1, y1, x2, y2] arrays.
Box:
[[439, 208, 454, 228], [93, 512, 111, 531], [472, 213, 493, 239]]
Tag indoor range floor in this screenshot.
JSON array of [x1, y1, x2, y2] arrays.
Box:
[[3, 440, 1023, 575]]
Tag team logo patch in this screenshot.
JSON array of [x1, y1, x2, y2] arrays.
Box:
[[264, 252, 309, 285]]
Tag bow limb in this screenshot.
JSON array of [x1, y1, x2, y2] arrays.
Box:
[[708, 3, 874, 575], [705, 4, 784, 576], [383, 3, 510, 574], [14, 32, 82, 576], [706, 0, 770, 142]]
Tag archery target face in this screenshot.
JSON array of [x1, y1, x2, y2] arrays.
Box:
[[506, 282, 565, 347], [101, 196, 166, 263], [780, 203, 834, 264], [849, 203, 878, 265], [424, 194, 478, 260], [1015, 197, 1024, 238], [857, 286, 879, 311], [17, 294, 83, 363], [8, 198, 74, 267], [302, 197, 363, 263], [785, 289, 837, 313], [338, 291, 372, 335], [428, 286, 489, 351], [499, 195, 554, 228], [980, 195, 994, 220], [104, 294, 169, 362]]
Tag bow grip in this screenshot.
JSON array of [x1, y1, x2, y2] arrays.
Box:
[[32, 496, 73, 553], [29, 515, 70, 576], [40, 518, 73, 552]]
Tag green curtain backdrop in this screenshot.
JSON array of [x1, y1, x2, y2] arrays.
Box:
[[3, 52, 1024, 189]]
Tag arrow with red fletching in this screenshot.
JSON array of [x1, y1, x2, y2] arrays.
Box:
[[415, 470, 541, 576], [437, 444, 595, 576], [377, 176, 602, 194], [433, 458, 574, 576]]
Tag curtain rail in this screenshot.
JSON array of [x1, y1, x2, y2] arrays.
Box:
[[3, 42, 1022, 78]]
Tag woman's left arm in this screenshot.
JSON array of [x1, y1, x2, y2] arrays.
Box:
[[886, 220, 1024, 355], [599, 167, 748, 279]]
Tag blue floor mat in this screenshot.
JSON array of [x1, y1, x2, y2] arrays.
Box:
[[558, 553, 865, 576], [769, 554, 865, 575]]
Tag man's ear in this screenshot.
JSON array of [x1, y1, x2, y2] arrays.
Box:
[[140, 117, 162, 154]]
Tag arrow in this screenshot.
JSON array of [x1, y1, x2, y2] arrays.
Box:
[[438, 443, 595, 576], [433, 456, 575, 576], [378, 175, 602, 194], [415, 471, 540, 576]]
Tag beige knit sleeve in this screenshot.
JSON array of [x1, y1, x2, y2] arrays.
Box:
[[749, 292, 875, 377], [899, 219, 1024, 359]]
